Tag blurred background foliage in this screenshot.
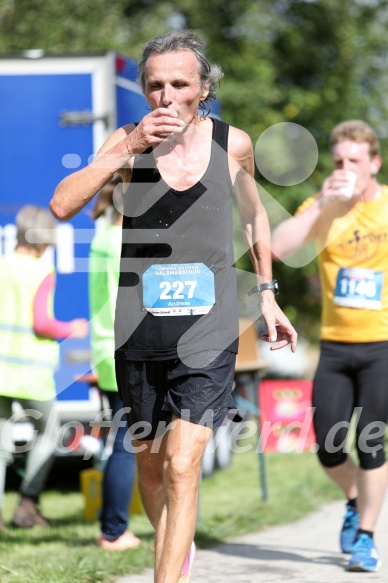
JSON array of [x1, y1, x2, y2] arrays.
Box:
[[2, 0, 388, 342]]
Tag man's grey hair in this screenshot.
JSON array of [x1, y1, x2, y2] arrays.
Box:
[[138, 29, 223, 116], [16, 205, 56, 248]]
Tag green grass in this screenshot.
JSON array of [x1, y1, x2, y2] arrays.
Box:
[[0, 489, 155, 583], [0, 441, 340, 583]]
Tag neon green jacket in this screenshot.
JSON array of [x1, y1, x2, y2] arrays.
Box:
[[89, 226, 121, 391]]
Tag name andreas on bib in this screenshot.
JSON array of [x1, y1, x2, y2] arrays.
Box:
[[142, 263, 215, 316]]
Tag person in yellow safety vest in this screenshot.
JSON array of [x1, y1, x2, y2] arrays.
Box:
[[89, 176, 141, 550], [0, 205, 88, 529]]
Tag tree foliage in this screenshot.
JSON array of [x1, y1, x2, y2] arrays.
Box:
[[2, 0, 388, 340]]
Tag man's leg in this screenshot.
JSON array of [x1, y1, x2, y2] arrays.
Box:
[[346, 341, 388, 571], [157, 417, 212, 583], [312, 342, 359, 554], [135, 418, 212, 583], [346, 435, 387, 572], [357, 464, 388, 531], [312, 342, 356, 494], [119, 353, 235, 581], [116, 358, 171, 531], [134, 434, 167, 530], [355, 340, 388, 532], [323, 455, 358, 500], [324, 462, 388, 556]]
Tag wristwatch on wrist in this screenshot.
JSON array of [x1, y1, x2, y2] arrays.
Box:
[[247, 280, 279, 296]]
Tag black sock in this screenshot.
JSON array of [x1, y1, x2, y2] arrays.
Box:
[[356, 529, 373, 540], [347, 497, 357, 509]]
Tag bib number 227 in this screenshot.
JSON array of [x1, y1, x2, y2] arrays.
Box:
[[159, 280, 197, 300], [143, 263, 215, 316]]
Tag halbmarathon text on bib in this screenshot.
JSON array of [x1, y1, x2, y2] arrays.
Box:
[[333, 267, 384, 310], [142, 263, 215, 316]]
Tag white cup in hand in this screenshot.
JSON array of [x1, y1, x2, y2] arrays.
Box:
[[338, 170, 357, 201]]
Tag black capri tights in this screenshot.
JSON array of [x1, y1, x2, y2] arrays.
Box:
[[312, 341, 388, 470]]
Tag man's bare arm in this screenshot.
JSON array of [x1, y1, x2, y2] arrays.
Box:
[[271, 199, 321, 261], [50, 109, 184, 221], [271, 168, 363, 262], [230, 127, 297, 352], [50, 125, 135, 221]]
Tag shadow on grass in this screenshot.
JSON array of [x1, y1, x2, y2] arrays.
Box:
[[0, 525, 156, 549], [192, 529, 225, 549], [0, 528, 154, 556]]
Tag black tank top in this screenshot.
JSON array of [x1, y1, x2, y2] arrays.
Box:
[[115, 117, 239, 360]]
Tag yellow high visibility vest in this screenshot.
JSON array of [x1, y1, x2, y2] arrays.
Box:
[[0, 254, 59, 400]]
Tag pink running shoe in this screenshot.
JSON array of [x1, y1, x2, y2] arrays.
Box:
[[178, 541, 196, 583]]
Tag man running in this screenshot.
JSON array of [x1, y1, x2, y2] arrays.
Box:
[[51, 29, 297, 583], [272, 120, 388, 573]]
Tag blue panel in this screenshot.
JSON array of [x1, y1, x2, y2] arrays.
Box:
[[0, 74, 93, 214], [209, 99, 221, 117], [0, 72, 95, 401], [115, 54, 139, 82], [116, 84, 150, 126]]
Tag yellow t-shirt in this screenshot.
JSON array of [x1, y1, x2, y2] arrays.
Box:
[[296, 185, 388, 342]]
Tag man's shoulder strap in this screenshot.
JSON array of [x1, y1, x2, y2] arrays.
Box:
[[211, 117, 229, 152]]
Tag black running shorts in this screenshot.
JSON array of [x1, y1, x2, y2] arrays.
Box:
[[115, 350, 240, 441]]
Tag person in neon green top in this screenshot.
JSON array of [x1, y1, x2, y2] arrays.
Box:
[[89, 176, 140, 551], [0, 205, 87, 529]]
